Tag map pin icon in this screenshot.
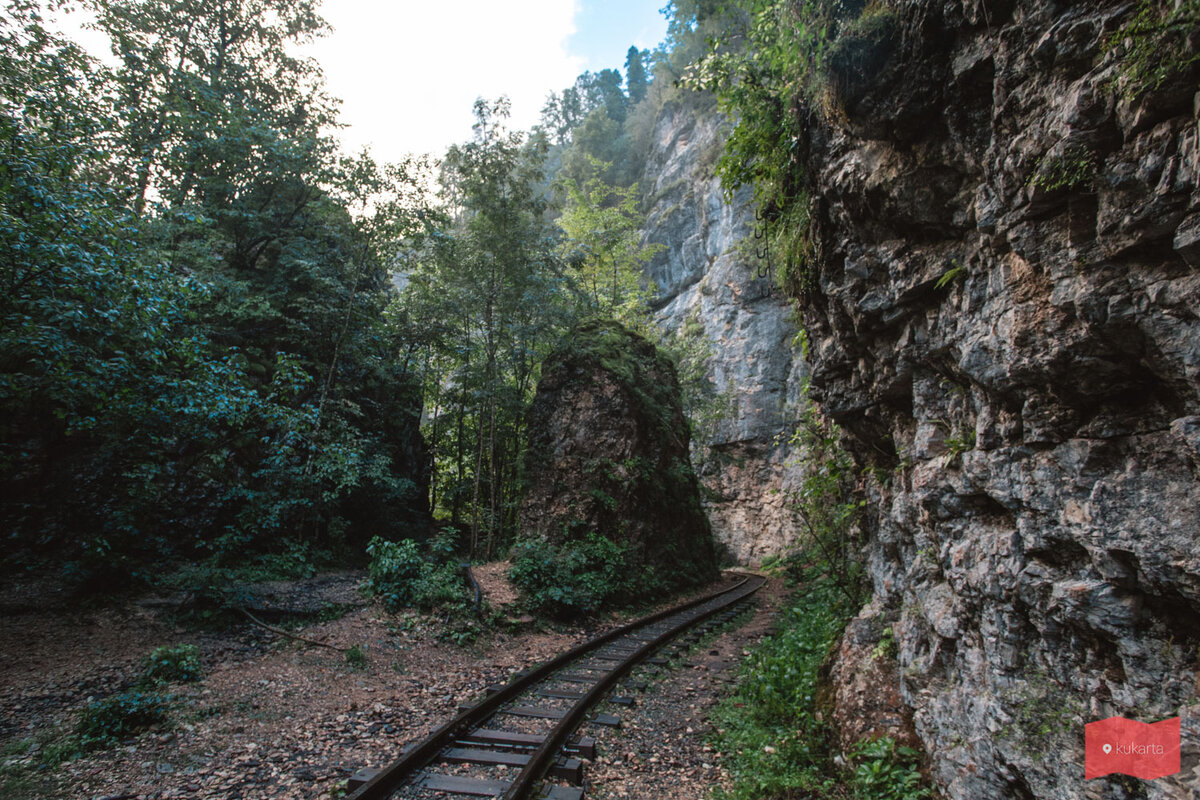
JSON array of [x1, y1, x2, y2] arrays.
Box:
[[1103, 743, 1113, 754]]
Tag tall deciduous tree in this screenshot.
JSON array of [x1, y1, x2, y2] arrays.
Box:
[[412, 99, 569, 557], [556, 157, 660, 326]]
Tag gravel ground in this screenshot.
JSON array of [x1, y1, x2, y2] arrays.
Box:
[[0, 568, 784, 800]]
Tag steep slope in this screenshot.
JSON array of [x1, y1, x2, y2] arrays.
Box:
[[792, 1, 1200, 796], [640, 99, 808, 564]]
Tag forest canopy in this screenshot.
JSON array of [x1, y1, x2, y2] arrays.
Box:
[[1, 0, 724, 588]]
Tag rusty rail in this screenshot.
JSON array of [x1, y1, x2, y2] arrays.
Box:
[[345, 573, 765, 800]]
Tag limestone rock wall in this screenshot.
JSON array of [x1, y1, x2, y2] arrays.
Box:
[[796, 1, 1200, 796], [640, 100, 808, 564], [519, 319, 718, 588]]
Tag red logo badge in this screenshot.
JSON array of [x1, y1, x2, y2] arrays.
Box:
[[1085, 716, 1181, 780]]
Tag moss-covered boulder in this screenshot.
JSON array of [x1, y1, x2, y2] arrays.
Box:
[[518, 319, 718, 601]]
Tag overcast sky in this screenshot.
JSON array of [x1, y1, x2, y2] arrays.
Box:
[[310, 0, 668, 164], [54, 0, 668, 165]]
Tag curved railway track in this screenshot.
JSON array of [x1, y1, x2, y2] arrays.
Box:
[[345, 573, 766, 800]]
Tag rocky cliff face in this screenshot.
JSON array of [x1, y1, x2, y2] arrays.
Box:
[[796, 1, 1200, 797], [519, 319, 718, 588], [640, 99, 808, 564]]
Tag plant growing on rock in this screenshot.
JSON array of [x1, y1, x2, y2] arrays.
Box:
[[1109, 0, 1200, 97], [783, 395, 868, 605], [1028, 146, 1098, 193]]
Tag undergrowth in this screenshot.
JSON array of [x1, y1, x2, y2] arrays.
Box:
[[709, 566, 931, 799], [508, 532, 659, 619], [364, 530, 487, 643]]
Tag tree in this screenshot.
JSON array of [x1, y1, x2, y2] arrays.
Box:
[[555, 158, 661, 327], [411, 98, 569, 558], [625, 45, 650, 103], [1, 1, 434, 585]]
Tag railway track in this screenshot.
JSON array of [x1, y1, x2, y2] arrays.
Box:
[[345, 572, 766, 800]]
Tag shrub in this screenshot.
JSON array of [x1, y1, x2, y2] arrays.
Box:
[[364, 536, 465, 611], [141, 644, 201, 685], [508, 533, 647, 618], [76, 691, 168, 749], [344, 644, 368, 669]]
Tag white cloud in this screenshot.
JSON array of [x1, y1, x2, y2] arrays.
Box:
[[309, 0, 585, 164]]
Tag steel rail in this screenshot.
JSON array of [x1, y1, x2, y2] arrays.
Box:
[[346, 573, 763, 800], [499, 573, 765, 799]]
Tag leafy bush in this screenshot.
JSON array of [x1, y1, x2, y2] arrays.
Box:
[[508, 532, 648, 618], [141, 644, 201, 685], [364, 536, 465, 611], [76, 691, 168, 749], [851, 736, 931, 800]]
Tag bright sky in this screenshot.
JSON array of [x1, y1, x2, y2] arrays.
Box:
[[311, 0, 668, 163], [51, 0, 667, 165]]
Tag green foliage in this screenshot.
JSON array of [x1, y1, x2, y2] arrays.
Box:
[[712, 575, 933, 800], [1028, 146, 1098, 193], [76, 691, 168, 749], [1109, 0, 1200, 97], [869, 626, 896, 661], [508, 533, 651, 618], [709, 572, 856, 799], [555, 158, 662, 326], [677, 0, 900, 300], [141, 644, 202, 685], [850, 737, 931, 800], [944, 427, 976, 459], [661, 309, 737, 450], [364, 536, 466, 612], [783, 393, 868, 606], [0, 1, 432, 582], [344, 644, 368, 670], [934, 263, 967, 290]]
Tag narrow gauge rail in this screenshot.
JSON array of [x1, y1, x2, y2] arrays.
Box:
[[346, 573, 766, 800]]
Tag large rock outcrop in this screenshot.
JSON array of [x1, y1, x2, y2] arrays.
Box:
[[796, 1, 1200, 797], [519, 319, 718, 587], [641, 99, 808, 564]]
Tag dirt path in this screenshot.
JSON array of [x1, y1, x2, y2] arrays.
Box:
[[0, 569, 784, 799]]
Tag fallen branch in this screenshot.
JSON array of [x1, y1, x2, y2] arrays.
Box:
[[236, 606, 348, 652]]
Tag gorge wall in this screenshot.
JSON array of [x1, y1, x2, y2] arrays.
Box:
[[793, 1, 1200, 797], [640, 99, 807, 565]]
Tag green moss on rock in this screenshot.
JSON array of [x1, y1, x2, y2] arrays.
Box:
[[517, 319, 718, 609]]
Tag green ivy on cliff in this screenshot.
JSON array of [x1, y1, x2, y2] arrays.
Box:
[[1110, 0, 1200, 97], [676, 0, 897, 300]]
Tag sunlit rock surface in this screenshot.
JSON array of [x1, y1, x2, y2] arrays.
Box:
[[640, 100, 808, 565]]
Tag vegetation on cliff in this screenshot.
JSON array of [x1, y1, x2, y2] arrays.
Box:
[[513, 319, 718, 614]]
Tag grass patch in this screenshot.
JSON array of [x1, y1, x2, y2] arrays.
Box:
[[709, 566, 933, 799], [710, 569, 856, 799]]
